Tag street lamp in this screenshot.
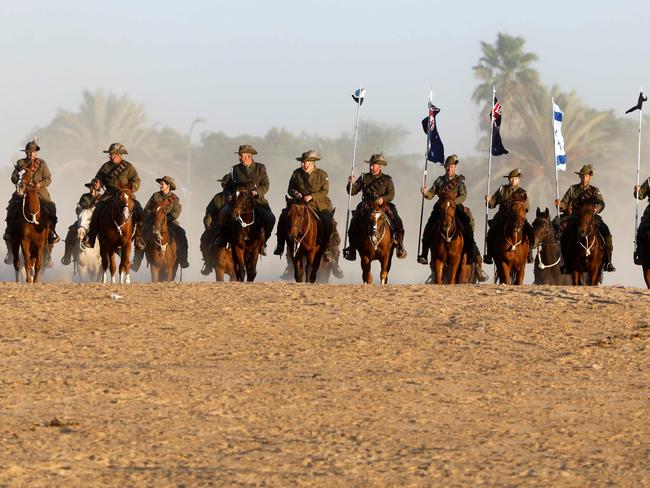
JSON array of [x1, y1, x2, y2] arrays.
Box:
[[187, 117, 206, 193]]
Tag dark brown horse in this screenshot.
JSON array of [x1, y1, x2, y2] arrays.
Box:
[[487, 190, 531, 285], [426, 193, 465, 285], [636, 221, 650, 288], [11, 170, 49, 283], [144, 205, 178, 282], [356, 201, 394, 284], [213, 245, 236, 281], [286, 202, 323, 283], [532, 208, 570, 285], [229, 188, 265, 282], [97, 187, 135, 284], [563, 201, 603, 286]]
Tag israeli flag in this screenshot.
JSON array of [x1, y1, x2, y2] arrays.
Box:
[[553, 99, 566, 171]]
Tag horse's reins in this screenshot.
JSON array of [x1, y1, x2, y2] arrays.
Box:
[[437, 201, 456, 244], [369, 210, 386, 250], [111, 193, 132, 237], [533, 219, 561, 269], [21, 192, 40, 225], [291, 205, 310, 258]]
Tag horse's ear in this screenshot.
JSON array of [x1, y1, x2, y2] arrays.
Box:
[[536, 207, 541, 216], [544, 207, 549, 216]]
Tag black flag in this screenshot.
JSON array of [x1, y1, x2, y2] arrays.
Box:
[[625, 92, 647, 114], [490, 97, 509, 156], [352, 88, 366, 106], [421, 104, 445, 164]]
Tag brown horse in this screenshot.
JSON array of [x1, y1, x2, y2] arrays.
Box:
[[532, 208, 571, 285], [229, 188, 265, 282], [11, 170, 49, 283], [285, 202, 323, 283], [562, 202, 603, 286], [213, 245, 236, 281], [487, 190, 531, 285], [356, 201, 394, 284], [427, 193, 465, 285], [144, 205, 179, 282], [97, 187, 135, 284], [636, 221, 650, 288]]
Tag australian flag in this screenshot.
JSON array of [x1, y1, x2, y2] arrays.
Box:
[[421, 104, 445, 163], [490, 97, 509, 156]]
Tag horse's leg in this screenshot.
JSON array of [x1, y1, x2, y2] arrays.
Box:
[[496, 260, 510, 285], [380, 253, 390, 285], [514, 261, 526, 285], [644, 265, 650, 289], [21, 240, 33, 283], [12, 240, 21, 283], [571, 269, 580, 286], [120, 243, 131, 284], [151, 264, 159, 282], [109, 251, 117, 284], [33, 242, 44, 283], [361, 255, 372, 284], [433, 259, 445, 285], [293, 255, 304, 283], [246, 250, 259, 282], [309, 252, 322, 284], [232, 246, 245, 282]]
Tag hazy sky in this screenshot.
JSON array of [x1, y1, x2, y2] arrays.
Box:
[[1, 0, 649, 163]]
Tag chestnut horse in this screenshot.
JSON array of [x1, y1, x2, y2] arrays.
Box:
[[213, 245, 236, 281], [144, 205, 179, 282], [562, 201, 603, 286], [426, 193, 465, 285], [286, 202, 323, 283], [11, 170, 50, 283], [356, 201, 394, 284], [636, 221, 650, 288], [97, 187, 135, 284], [487, 190, 531, 285], [229, 188, 265, 282], [532, 208, 570, 285]]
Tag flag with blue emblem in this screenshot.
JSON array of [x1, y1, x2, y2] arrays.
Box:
[[552, 99, 566, 171], [421, 104, 445, 164]]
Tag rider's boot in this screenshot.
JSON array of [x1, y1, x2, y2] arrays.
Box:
[[604, 236, 616, 272], [483, 253, 493, 265], [273, 238, 285, 256], [395, 232, 408, 259], [342, 246, 356, 261], [527, 246, 534, 264], [134, 224, 146, 251], [200, 260, 213, 276], [417, 236, 429, 265], [61, 225, 76, 265], [634, 249, 642, 265], [3, 231, 12, 265], [48, 225, 60, 244], [473, 247, 489, 282]]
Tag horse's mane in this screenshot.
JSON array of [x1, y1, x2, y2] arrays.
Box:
[[576, 189, 598, 209], [511, 188, 528, 203]]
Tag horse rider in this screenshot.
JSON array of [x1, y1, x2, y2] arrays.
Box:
[[554, 164, 615, 272], [342, 153, 407, 261], [484, 168, 534, 265], [216, 144, 276, 254], [83, 143, 146, 251], [200, 178, 227, 275], [273, 149, 344, 278], [133, 176, 189, 271], [61, 178, 104, 265], [634, 174, 650, 263], [418, 154, 488, 281], [3, 140, 60, 264]]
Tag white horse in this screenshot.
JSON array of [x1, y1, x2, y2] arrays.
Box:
[[74, 208, 102, 282]]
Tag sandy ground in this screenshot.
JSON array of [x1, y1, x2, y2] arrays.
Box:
[[1, 282, 649, 487]]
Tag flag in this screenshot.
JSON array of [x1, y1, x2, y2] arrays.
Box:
[[421, 104, 445, 163], [490, 97, 508, 156], [625, 91, 647, 114], [352, 88, 366, 105], [552, 99, 566, 171]]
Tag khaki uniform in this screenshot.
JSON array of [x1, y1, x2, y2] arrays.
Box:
[[485, 184, 534, 262], [204, 192, 226, 230], [144, 191, 182, 222], [423, 174, 467, 204], [636, 177, 650, 249], [94, 160, 141, 196], [559, 183, 605, 214], [11, 158, 52, 201], [489, 184, 530, 216]]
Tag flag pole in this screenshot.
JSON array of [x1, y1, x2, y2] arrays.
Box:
[[552, 97, 561, 222], [483, 85, 496, 256], [417, 89, 433, 259], [634, 87, 644, 251], [343, 85, 364, 252]]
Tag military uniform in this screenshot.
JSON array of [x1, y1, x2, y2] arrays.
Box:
[[85, 143, 145, 250], [484, 168, 534, 264], [635, 177, 650, 261], [273, 150, 343, 275], [4, 142, 59, 265], [558, 168, 614, 270], [140, 177, 189, 269], [61, 180, 103, 265], [343, 153, 407, 260], [217, 145, 276, 251], [200, 188, 227, 275]]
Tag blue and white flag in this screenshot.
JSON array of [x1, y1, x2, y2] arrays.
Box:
[[552, 99, 566, 171]]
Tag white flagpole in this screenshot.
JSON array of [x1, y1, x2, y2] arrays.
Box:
[[552, 97, 561, 222], [483, 85, 496, 256], [343, 85, 364, 252], [634, 87, 644, 251], [417, 89, 433, 259]]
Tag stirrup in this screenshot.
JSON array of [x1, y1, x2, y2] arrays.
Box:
[[605, 263, 616, 272], [273, 245, 284, 256], [483, 254, 493, 265], [396, 248, 407, 259]]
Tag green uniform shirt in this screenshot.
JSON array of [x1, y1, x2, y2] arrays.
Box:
[[635, 177, 650, 219], [76, 192, 102, 215], [144, 191, 182, 222], [287, 167, 332, 212], [11, 158, 52, 202], [423, 174, 466, 203], [204, 192, 226, 229], [489, 184, 529, 212], [222, 161, 270, 205], [94, 159, 141, 196], [559, 183, 605, 214], [346, 172, 395, 204]]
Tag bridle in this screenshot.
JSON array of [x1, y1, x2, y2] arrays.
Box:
[[436, 199, 456, 244], [289, 204, 310, 257], [233, 190, 255, 228], [112, 190, 133, 236], [532, 217, 561, 269], [153, 206, 169, 254], [368, 207, 387, 250]]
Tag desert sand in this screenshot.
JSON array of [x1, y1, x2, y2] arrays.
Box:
[[1, 282, 649, 486]]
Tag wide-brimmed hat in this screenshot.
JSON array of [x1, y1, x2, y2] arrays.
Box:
[[234, 144, 258, 155], [444, 154, 459, 167], [22, 140, 40, 153], [365, 153, 388, 166], [156, 176, 176, 191], [296, 149, 321, 162], [503, 168, 522, 178], [84, 178, 103, 189], [575, 164, 594, 176], [103, 142, 128, 155]]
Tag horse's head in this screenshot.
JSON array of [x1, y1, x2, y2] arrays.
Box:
[[577, 200, 597, 238], [77, 208, 94, 239], [532, 207, 551, 248], [287, 202, 307, 242], [115, 187, 134, 223], [436, 192, 457, 235], [152, 205, 168, 237], [507, 189, 528, 232], [231, 187, 255, 227], [17, 169, 41, 224], [368, 200, 387, 236]]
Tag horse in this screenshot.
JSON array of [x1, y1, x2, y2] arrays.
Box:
[[356, 201, 394, 284], [144, 204, 179, 282], [10, 170, 50, 283], [97, 187, 135, 284], [531, 207, 570, 285], [425, 193, 465, 285], [73, 207, 102, 282], [213, 245, 236, 281], [285, 202, 323, 283], [562, 201, 604, 286], [487, 189, 531, 285], [229, 188, 265, 282], [636, 221, 650, 288]]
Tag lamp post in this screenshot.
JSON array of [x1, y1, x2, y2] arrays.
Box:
[[186, 118, 206, 215]]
